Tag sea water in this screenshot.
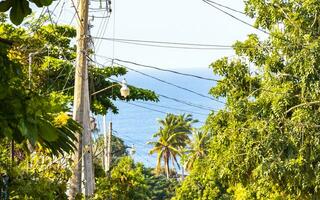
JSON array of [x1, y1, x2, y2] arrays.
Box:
[[97, 67, 223, 168]]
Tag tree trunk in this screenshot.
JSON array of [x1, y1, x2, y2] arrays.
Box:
[[165, 151, 170, 179]]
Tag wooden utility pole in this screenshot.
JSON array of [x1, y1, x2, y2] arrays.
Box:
[[106, 122, 112, 173], [69, 0, 94, 197]]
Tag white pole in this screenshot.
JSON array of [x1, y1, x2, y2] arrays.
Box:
[[106, 122, 112, 173], [69, 0, 94, 196], [103, 115, 107, 171]]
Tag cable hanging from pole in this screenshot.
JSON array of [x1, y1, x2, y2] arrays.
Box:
[[114, 61, 224, 104], [110, 57, 220, 82], [92, 36, 234, 48], [136, 101, 209, 116], [203, 0, 246, 15], [202, 0, 270, 35], [106, 76, 218, 111]]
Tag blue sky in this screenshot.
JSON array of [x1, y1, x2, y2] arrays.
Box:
[[53, 0, 264, 69], [43, 0, 266, 167]]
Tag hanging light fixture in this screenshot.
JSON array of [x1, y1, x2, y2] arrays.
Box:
[[120, 79, 130, 98]]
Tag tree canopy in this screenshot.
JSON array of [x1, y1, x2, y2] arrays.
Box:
[[174, 0, 320, 199], [149, 113, 197, 179], [0, 37, 80, 155], [0, 17, 158, 115]]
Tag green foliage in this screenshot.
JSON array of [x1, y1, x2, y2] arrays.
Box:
[[0, 0, 52, 25], [183, 130, 209, 171], [149, 113, 197, 178], [0, 140, 70, 200], [0, 41, 80, 155], [0, 18, 158, 115], [144, 168, 178, 200], [93, 134, 128, 178], [89, 65, 158, 114], [0, 16, 158, 152], [9, 166, 69, 200], [94, 157, 178, 200], [94, 157, 149, 200], [174, 0, 320, 199]]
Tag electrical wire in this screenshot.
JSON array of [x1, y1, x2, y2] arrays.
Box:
[[114, 61, 224, 104], [86, 58, 221, 111], [111, 0, 116, 63], [124, 102, 167, 114], [113, 130, 150, 148], [102, 75, 218, 112], [204, 0, 246, 15], [123, 102, 207, 124], [158, 94, 216, 111], [91, 36, 234, 48], [108, 40, 233, 50], [109, 57, 219, 82], [95, 10, 111, 51], [56, 0, 66, 23], [90, 16, 110, 19], [70, 0, 82, 26], [202, 0, 269, 35], [135, 101, 209, 116]]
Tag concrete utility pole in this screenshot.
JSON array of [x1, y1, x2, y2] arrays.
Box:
[[69, 0, 94, 197], [106, 122, 112, 173], [102, 115, 107, 171]]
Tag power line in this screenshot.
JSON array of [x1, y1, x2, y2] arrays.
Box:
[[91, 36, 234, 48], [112, 130, 150, 147], [204, 0, 246, 15], [90, 16, 110, 19], [114, 61, 224, 104], [110, 57, 219, 82], [56, 0, 66, 23], [125, 102, 167, 114], [70, 0, 82, 26], [202, 0, 269, 35], [87, 57, 224, 105], [136, 101, 209, 116], [109, 40, 233, 50], [158, 94, 216, 111], [121, 102, 207, 124], [94, 9, 111, 51], [92, 67, 219, 112]]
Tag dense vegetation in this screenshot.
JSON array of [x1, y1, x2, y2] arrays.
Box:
[[174, 0, 320, 199], [149, 114, 197, 179], [94, 156, 178, 200], [2, 0, 320, 199], [0, 15, 159, 199]]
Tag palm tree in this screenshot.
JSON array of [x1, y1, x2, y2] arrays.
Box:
[[148, 113, 197, 179], [184, 130, 209, 171]]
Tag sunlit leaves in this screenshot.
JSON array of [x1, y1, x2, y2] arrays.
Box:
[[0, 41, 79, 155], [175, 0, 320, 199]]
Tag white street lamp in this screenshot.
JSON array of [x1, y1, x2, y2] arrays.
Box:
[[90, 79, 130, 97], [120, 79, 130, 98]]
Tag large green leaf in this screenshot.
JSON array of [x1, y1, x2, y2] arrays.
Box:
[[30, 0, 44, 7], [38, 119, 58, 142], [9, 0, 31, 25], [18, 120, 38, 145], [40, 0, 53, 6], [0, 0, 11, 12]]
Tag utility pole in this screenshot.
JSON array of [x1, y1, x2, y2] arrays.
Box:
[[102, 115, 106, 171], [106, 121, 112, 173], [69, 0, 94, 197]]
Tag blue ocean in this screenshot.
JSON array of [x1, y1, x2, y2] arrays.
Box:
[[97, 67, 223, 168]]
